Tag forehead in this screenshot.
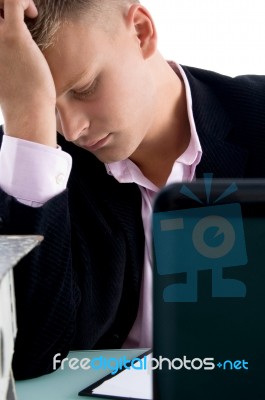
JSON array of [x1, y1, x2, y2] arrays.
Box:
[[43, 19, 119, 95]]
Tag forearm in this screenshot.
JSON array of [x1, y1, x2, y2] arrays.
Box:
[[0, 0, 57, 148]]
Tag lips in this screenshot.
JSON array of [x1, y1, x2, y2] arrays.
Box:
[[83, 134, 111, 151]]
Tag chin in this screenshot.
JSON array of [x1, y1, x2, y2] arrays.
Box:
[[93, 148, 133, 164], [95, 154, 127, 164]]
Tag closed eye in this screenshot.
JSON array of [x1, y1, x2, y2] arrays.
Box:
[[72, 79, 98, 100]]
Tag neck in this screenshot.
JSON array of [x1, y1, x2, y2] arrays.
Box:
[[130, 57, 190, 187]]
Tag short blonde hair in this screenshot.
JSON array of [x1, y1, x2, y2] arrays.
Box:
[[26, 0, 139, 50]]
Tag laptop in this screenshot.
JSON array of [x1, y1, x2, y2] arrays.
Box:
[[152, 175, 265, 400]]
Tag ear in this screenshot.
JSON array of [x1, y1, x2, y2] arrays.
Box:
[[125, 4, 157, 59]]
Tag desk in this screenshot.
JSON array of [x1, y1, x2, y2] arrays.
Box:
[[16, 349, 148, 400]]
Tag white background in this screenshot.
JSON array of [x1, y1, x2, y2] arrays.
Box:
[[1, 0, 265, 125], [142, 0, 265, 76]]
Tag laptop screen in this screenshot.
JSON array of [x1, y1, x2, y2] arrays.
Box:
[[152, 176, 265, 400]]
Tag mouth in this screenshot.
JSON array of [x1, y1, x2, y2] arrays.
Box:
[[83, 134, 111, 151]]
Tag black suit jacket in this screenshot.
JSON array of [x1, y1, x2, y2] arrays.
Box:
[[0, 66, 265, 379]]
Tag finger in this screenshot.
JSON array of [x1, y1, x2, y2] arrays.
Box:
[[0, 0, 38, 22], [23, 0, 38, 18], [0, 0, 37, 13]]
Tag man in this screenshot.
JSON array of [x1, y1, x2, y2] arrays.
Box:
[[0, 0, 264, 380]]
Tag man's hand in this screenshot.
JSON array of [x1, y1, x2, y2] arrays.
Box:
[[0, 0, 57, 147]]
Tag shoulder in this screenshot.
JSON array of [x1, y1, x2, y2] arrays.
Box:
[[182, 65, 265, 92], [182, 65, 265, 128], [182, 65, 265, 104]]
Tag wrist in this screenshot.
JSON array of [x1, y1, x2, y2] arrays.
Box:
[[3, 106, 57, 148]]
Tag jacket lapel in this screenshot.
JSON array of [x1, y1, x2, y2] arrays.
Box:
[[182, 66, 249, 178]]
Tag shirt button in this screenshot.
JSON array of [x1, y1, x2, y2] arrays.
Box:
[[56, 174, 65, 185]]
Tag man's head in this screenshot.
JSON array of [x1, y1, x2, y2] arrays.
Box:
[[26, 1, 176, 166]]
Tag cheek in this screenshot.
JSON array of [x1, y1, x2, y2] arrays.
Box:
[[99, 67, 155, 130]]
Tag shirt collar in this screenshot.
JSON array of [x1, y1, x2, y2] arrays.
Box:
[[105, 62, 202, 187]]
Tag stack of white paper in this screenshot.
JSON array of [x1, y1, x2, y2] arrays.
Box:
[[92, 354, 153, 399]]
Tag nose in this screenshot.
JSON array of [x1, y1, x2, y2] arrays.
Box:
[[56, 104, 90, 142]]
